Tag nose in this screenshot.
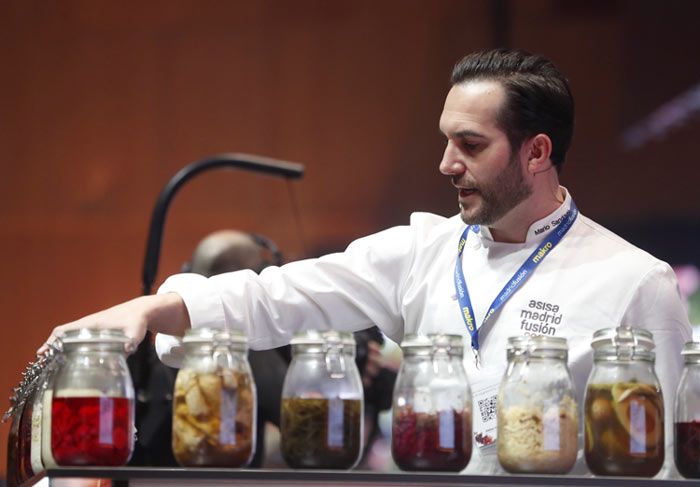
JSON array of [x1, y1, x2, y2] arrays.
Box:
[[439, 140, 465, 176]]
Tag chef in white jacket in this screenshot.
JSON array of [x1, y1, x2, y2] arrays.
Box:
[[43, 48, 692, 477]]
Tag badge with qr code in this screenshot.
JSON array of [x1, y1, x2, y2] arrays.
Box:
[[470, 369, 503, 450]]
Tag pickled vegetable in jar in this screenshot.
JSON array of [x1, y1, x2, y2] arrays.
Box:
[[584, 326, 664, 477], [281, 331, 364, 469], [391, 334, 472, 471], [172, 328, 256, 467], [674, 342, 700, 478], [51, 328, 135, 466], [497, 336, 578, 474]]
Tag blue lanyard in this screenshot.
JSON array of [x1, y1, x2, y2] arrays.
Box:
[[454, 201, 579, 364]]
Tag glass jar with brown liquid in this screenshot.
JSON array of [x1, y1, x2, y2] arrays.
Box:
[[584, 326, 664, 477]]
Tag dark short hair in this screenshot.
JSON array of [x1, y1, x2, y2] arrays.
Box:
[[451, 48, 574, 170]]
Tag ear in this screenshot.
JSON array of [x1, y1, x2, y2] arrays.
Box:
[[523, 134, 553, 174]]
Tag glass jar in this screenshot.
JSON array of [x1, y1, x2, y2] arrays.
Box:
[[31, 344, 64, 473], [584, 326, 664, 477], [496, 336, 578, 474], [391, 334, 472, 471], [51, 328, 135, 466], [18, 369, 41, 480], [172, 328, 256, 467], [32, 346, 64, 469], [5, 354, 47, 485], [6, 389, 26, 487], [280, 330, 364, 469], [675, 342, 700, 478]]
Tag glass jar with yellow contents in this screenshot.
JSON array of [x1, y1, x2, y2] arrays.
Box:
[[172, 328, 256, 467], [584, 326, 664, 477]]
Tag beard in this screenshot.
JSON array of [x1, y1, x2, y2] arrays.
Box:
[[457, 152, 533, 226]]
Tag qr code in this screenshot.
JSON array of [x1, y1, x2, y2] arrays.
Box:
[[478, 395, 497, 423]]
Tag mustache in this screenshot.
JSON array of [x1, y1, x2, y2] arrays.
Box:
[[451, 176, 478, 189]]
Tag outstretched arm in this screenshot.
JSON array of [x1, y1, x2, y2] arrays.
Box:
[[38, 293, 191, 354]]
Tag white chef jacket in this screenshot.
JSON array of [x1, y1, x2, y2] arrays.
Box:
[[156, 188, 691, 477]]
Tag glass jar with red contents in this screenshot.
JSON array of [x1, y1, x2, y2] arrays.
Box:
[[50, 328, 135, 466], [172, 328, 257, 467], [391, 334, 472, 471], [675, 342, 700, 478], [584, 326, 664, 477]]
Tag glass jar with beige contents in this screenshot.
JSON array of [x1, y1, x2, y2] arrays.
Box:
[[584, 326, 664, 477], [172, 328, 256, 467], [496, 336, 578, 474]]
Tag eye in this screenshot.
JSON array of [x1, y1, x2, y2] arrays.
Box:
[[462, 142, 479, 151]]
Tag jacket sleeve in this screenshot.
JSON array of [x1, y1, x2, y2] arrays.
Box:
[[155, 223, 419, 366]]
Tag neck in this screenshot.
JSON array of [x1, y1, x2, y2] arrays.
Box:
[[489, 184, 565, 243]]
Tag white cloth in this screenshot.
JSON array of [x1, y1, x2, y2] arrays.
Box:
[[156, 189, 691, 477]]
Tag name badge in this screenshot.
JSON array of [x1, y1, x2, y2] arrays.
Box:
[[470, 368, 503, 450]]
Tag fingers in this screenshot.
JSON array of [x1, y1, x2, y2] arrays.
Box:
[[37, 325, 68, 355]]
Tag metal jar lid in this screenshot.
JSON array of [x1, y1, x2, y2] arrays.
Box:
[[400, 334, 434, 355], [61, 328, 130, 344], [183, 327, 248, 347], [506, 335, 568, 360], [681, 341, 700, 364], [289, 330, 327, 355], [429, 333, 465, 356], [590, 326, 655, 361]]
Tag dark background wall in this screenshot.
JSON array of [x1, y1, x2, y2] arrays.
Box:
[[1, 0, 699, 473]]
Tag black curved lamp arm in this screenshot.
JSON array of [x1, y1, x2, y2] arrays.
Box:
[[141, 153, 305, 295]]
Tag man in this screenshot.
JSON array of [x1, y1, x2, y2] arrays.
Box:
[[43, 49, 691, 476]]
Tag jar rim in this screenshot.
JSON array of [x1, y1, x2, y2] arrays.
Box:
[[590, 326, 655, 352], [61, 328, 129, 344], [507, 335, 568, 352], [682, 341, 700, 355], [290, 330, 326, 346], [400, 334, 433, 348], [183, 327, 247, 344]]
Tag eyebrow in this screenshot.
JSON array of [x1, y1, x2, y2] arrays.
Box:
[[439, 127, 488, 139], [454, 130, 487, 139]]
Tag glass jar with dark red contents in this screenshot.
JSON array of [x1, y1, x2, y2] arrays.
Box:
[[50, 328, 135, 466], [391, 334, 472, 471], [584, 326, 664, 477], [172, 328, 257, 467], [675, 342, 700, 478]]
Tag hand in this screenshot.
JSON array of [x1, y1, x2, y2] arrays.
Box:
[[37, 293, 190, 355]]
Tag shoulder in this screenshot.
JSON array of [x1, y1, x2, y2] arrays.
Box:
[[571, 214, 668, 270], [407, 211, 463, 242]]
